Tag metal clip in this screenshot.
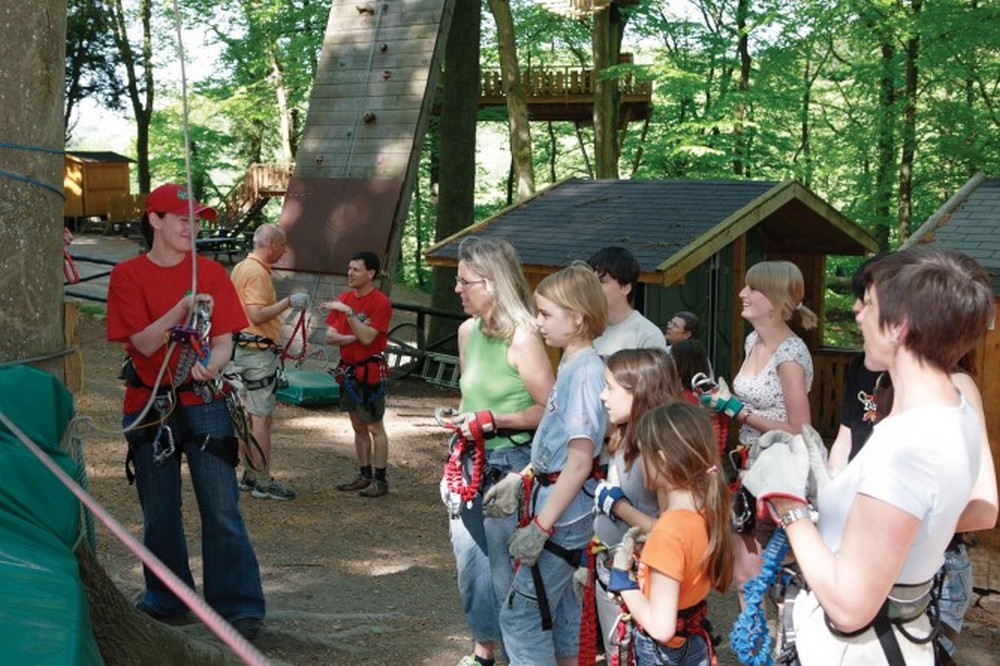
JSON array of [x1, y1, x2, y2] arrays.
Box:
[[691, 371, 717, 394], [152, 425, 175, 466]]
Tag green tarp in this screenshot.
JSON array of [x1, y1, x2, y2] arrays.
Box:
[[0, 366, 103, 665], [275, 368, 340, 406]]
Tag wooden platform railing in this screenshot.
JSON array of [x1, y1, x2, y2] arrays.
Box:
[[217, 163, 293, 229], [481, 66, 652, 99]]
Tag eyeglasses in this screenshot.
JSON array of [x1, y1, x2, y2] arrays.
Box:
[[455, 276, 486, 288]]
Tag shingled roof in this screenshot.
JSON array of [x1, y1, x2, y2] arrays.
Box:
[[913, 178, 1000, 294], [426, 178, 876, 285]]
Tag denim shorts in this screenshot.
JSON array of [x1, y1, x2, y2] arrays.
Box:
[[632, 630, 709, 666], [937, 542, 972, 656], [500, 516, 593, 664]]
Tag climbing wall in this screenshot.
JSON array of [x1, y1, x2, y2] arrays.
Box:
[[277, 0, 456, 275]]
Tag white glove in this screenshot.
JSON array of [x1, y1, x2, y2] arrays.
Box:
[[447, 410, 496, 440], [801, 424, 835, 502], [740, 434, 809, 523], [289, 292, 309, 309], [745, 429, 794, 470], [608, 526, 646, 593], [482, 472, 523, 518]]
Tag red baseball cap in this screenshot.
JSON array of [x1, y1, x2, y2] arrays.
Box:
[[145, 183, 217, 221]]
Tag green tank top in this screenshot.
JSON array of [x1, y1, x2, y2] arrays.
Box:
[[459, 319, 536, 450]]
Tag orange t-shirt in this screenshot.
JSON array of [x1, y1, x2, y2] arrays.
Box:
[[230, 254, 281, 342], [638, 508, 711, 610]]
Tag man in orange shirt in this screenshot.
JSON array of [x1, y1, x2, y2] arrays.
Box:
[[228, 225, 306, 500]]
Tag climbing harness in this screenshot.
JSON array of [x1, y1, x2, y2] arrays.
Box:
[[280, 308, 309, 363], [731, 527, 791, 665], [332, 354, 389, 406]]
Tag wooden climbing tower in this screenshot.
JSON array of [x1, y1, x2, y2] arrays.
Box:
[[277, 0, 456, 276]]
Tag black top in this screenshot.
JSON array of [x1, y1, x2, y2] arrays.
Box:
[[839, 354, 888, 462]]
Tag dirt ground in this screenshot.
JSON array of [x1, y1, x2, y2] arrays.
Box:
[[73, 309, 1000, 665]]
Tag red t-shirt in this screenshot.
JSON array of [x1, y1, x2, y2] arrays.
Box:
[[107, 253, 248, 412], [324, 288, 391, 379]]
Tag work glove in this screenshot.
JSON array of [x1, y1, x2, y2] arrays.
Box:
[[697, 377, 746, 420], [745, 429, 794, 470], [740, 434, 809, 523], [289, 292, 309, 309], [508, 518, 552, 567], [594, 480, 629, 522], [801, 424, 835, 503], [572, 564, 590, 601], [447, 410, 497, 441], [607, 525, 646, 593], [482, 471, 523, 518]]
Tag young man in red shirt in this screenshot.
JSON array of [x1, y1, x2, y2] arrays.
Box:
[[325, 251, 393, 497]]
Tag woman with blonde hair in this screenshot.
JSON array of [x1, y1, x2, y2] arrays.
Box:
[[443, 237, 555, 666], [700, 260, 815, 602]]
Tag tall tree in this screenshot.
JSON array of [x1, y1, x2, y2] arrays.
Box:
[[897, 0, 922, 243], [64, 0, 122, 139], [592, 4, 627, 178], [487, 0, 535, 199], [107, 0, 155, 193], [0, 0, 68, 378], [429, 0, 481, 345]]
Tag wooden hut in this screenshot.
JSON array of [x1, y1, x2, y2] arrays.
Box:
[[904, 173, 1000, 551], [63, 151, 133, 223], [425, 178, 879, 437]]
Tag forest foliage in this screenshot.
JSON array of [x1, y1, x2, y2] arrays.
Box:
[[66, 0, 1000, 316]]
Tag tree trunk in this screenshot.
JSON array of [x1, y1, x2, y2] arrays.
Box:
[[897, 0, 922, 243], [732, 0, 751, 176], [487, 0, 534, 200], [874, 36, 897, 250], [109, 0, 154, 193], [0, 0, 68, 379], [270, 47, 294, 165], [592, 5, 626, 179], [429, 0, 480, 350]]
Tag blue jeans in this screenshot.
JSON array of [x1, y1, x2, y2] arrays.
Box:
[[633, 630, 709, 666], [125, 399, 265, 621], [450, 446, 531, 643], [500, 515, 592, 664], [938, 542, 972, 656]]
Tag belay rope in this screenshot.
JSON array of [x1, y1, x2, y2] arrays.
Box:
[[731, 528, 791, 665]]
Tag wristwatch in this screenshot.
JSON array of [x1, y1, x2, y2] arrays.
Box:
[[780, 505, 815, 529]]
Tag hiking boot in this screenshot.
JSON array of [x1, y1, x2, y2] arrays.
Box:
[[251, 478, 296, 501], [336, 475, 372, 492], [358, 478, 388, 497], [238, 471, 257, 492], [230, 616, 263, 640], [135, 599, 197, 626]]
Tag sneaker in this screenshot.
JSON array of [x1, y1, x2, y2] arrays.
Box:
[[336, 474, 372, 492], [358, 478, 388, 497], [230, 616, 263, 640], [251, 478, 296, 501], [238, 471, 257, 492]]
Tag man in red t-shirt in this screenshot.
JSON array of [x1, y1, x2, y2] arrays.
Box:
[[106, 183, 264, 639], [324, 250, 393, 497]]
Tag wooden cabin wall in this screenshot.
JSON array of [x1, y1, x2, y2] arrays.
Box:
[[63, 158, 85, 217], [970, 309, 1000, 558]]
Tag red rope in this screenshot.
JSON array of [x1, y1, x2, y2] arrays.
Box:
[[440, 417, 486, 503], [63, 249, 79, 284], [280, 309, 308, 361], [611, 608, 633, 666], [577, 537, 604, 666]]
